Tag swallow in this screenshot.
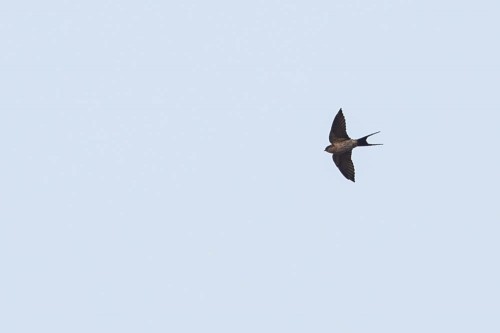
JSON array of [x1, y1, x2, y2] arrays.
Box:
[[325, 108, 382, 182]]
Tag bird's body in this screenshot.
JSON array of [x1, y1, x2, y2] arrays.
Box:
[[325, 108, 381, 182], [325, 139, 359, 155]]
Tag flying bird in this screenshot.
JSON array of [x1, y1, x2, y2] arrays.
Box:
[[325, 108, 382, 182]]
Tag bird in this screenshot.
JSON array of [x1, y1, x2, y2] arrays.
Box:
[[324, 108, 382, 182]]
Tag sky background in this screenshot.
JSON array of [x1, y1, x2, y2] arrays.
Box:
[[1, 1, 499, 332]]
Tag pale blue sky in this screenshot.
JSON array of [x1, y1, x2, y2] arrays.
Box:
[[1, 1, 499, 332]]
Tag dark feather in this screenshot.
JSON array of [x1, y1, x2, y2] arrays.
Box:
[[332, 151, 355, 182], [329, 108, 350, 143]]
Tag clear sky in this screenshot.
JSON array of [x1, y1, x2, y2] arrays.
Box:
[[1, 1, 499, 332]]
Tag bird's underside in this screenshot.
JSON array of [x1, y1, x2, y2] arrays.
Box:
[[325, 108, 381, 182]]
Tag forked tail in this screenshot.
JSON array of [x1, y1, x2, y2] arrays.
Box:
[[357, 131, 382, 146]]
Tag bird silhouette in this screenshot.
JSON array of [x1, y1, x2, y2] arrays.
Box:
[[324, 108, 382, 182]]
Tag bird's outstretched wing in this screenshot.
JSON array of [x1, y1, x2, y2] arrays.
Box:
[[329, 108, 350, 143], [333, 151, 355, 182]]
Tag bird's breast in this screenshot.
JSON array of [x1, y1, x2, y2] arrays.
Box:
[[326, 140, 357, 154]]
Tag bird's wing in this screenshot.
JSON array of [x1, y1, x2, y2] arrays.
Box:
[[333, 152, 355, 182], [329, 108, 350, 143]]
